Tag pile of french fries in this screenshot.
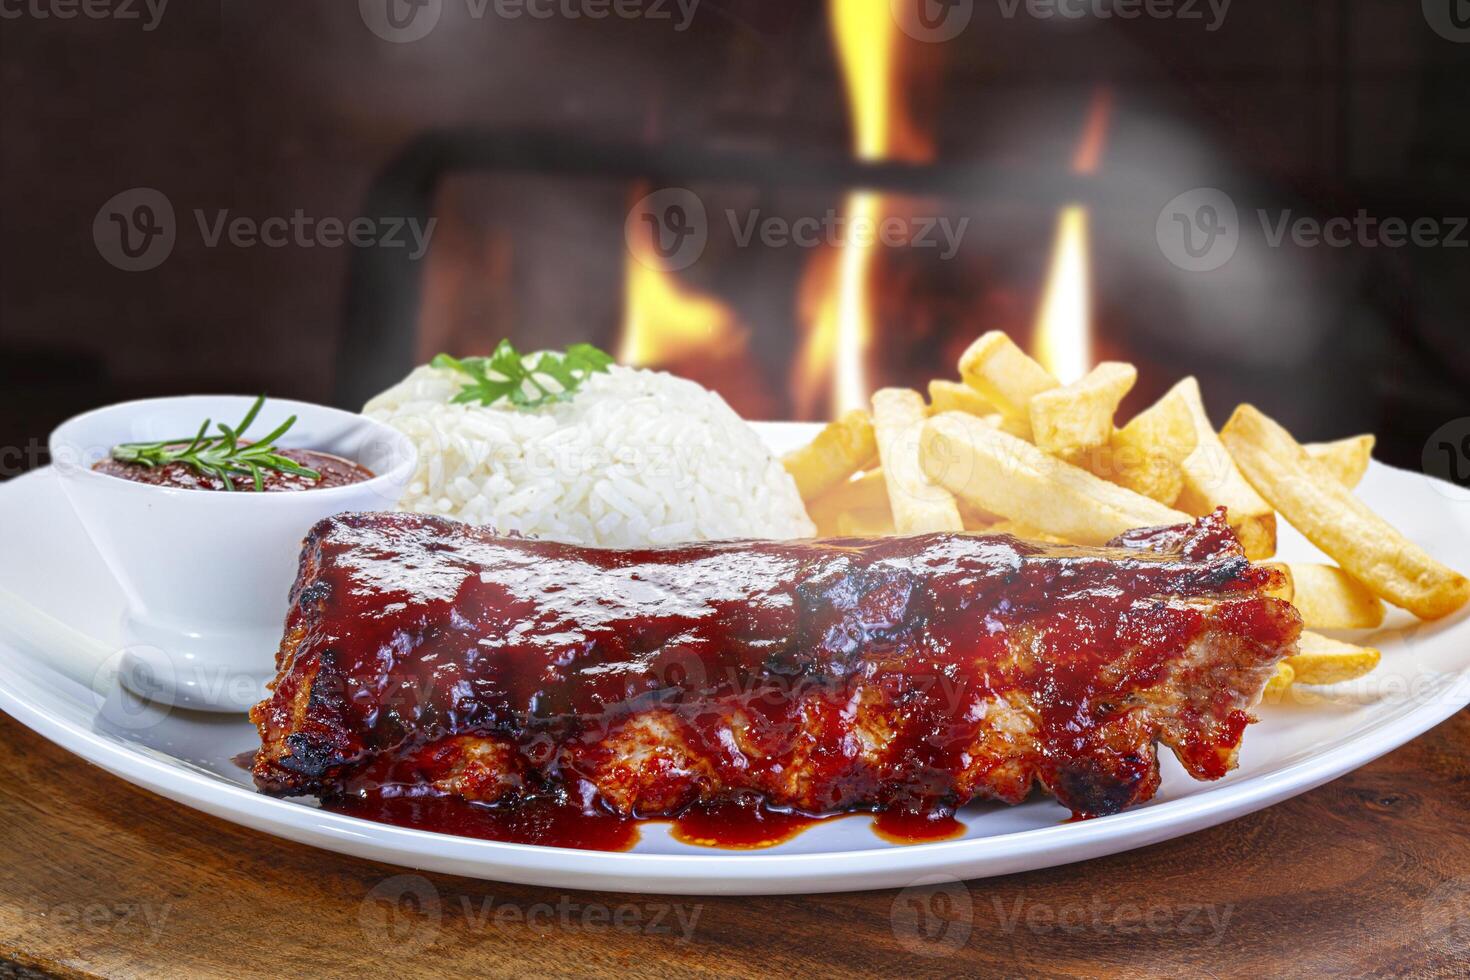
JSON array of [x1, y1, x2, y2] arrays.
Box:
[[784, 330, 1470, 692]]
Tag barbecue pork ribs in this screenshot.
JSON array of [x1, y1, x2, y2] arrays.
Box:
[[251, 509, 1299, 821]]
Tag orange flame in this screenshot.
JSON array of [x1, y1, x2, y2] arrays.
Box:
[[618, 197, 747, 371], [793, 0, 935, 419], [1032, 88, 1111, 383]]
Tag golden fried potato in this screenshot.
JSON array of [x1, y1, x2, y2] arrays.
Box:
[[1288, 631, 1381, 685], [873, 389, 964, 534], [957, 331, 1058, 438], [1079, 384, 1199, 506], [805, 469, 888, 537], [1286, 563, 1385, 630], [980, 519, 1071, 544], [1170, 377, 1277, 559], [782, 410, 877, 501], [919, 411, 1190, 546], [836, 509, 897, 536], [1304, 434, 1375, 490], [1220, 404, 1470, 620], [1028, 361, 1138, 458], [1263, 661, 1296, 697], [927, 379, 993, 417]]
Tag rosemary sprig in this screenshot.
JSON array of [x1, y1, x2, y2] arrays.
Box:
[[110, 395, 321, 492], [432, 340, 614, 410]]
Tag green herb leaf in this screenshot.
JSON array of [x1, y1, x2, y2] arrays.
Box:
[[109, 395, 321, 492], [432, 340, 614, 410]]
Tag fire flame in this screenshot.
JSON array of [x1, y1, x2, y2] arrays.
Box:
[[794, 0, 935, 419], [1032, 206, 1092, 384], [1032, 88, 1111, 383], [617, 194, 747, 371]]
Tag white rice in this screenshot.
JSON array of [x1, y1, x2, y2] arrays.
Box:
[[364, 364, 815, 547]]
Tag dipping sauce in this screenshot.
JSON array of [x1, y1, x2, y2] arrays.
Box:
[[94, 448, 373, 492]]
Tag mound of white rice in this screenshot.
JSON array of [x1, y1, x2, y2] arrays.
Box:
[[364, 364, 815, 547]]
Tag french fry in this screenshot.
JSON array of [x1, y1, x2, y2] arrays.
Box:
[[1260, 562, 1295, 602], [873, 389, 964, 534], [1263, 661, 1295, 697], [1171, 377, 1277, 560], [1220, 404, 1470, 620], [1305, 434, 1375, 490], [781, 410, 877, 501], [981, 519, 1071, 544], [1286, 563, 1385, 630], [806, 469, 889, 536], [1288, 631, 1381, 685], [928, 379, 993, 417], [1080, 384, 1199, 506], [919, 411, 1191, 546], [1028, 361, 1138, 458], [837, 509, 897, 536], [957, 331, 1059, 438]]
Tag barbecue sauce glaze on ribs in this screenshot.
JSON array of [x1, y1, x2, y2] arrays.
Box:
[[251, 509, 1300, 845]]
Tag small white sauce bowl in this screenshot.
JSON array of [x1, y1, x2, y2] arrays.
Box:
[[49, 396, 416, 714]]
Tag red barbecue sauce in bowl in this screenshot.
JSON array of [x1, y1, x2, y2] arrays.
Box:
[[93, 448, 373, 492]]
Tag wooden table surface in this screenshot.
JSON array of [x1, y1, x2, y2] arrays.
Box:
[[1, 709, 1467, 979]]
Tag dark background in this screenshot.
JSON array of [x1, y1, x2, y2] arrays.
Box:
[[3, 0, 1469, 477]]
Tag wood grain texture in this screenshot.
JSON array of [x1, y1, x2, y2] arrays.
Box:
[[1, 709, 1468, 979]]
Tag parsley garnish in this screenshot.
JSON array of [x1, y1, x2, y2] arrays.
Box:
[[432, 341, 614, 410]]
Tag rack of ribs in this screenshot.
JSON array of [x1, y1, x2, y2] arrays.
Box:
[[250, 508, 1300, 821]]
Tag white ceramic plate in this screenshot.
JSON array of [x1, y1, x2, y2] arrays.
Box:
[[2, 422, 1468, 895]]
